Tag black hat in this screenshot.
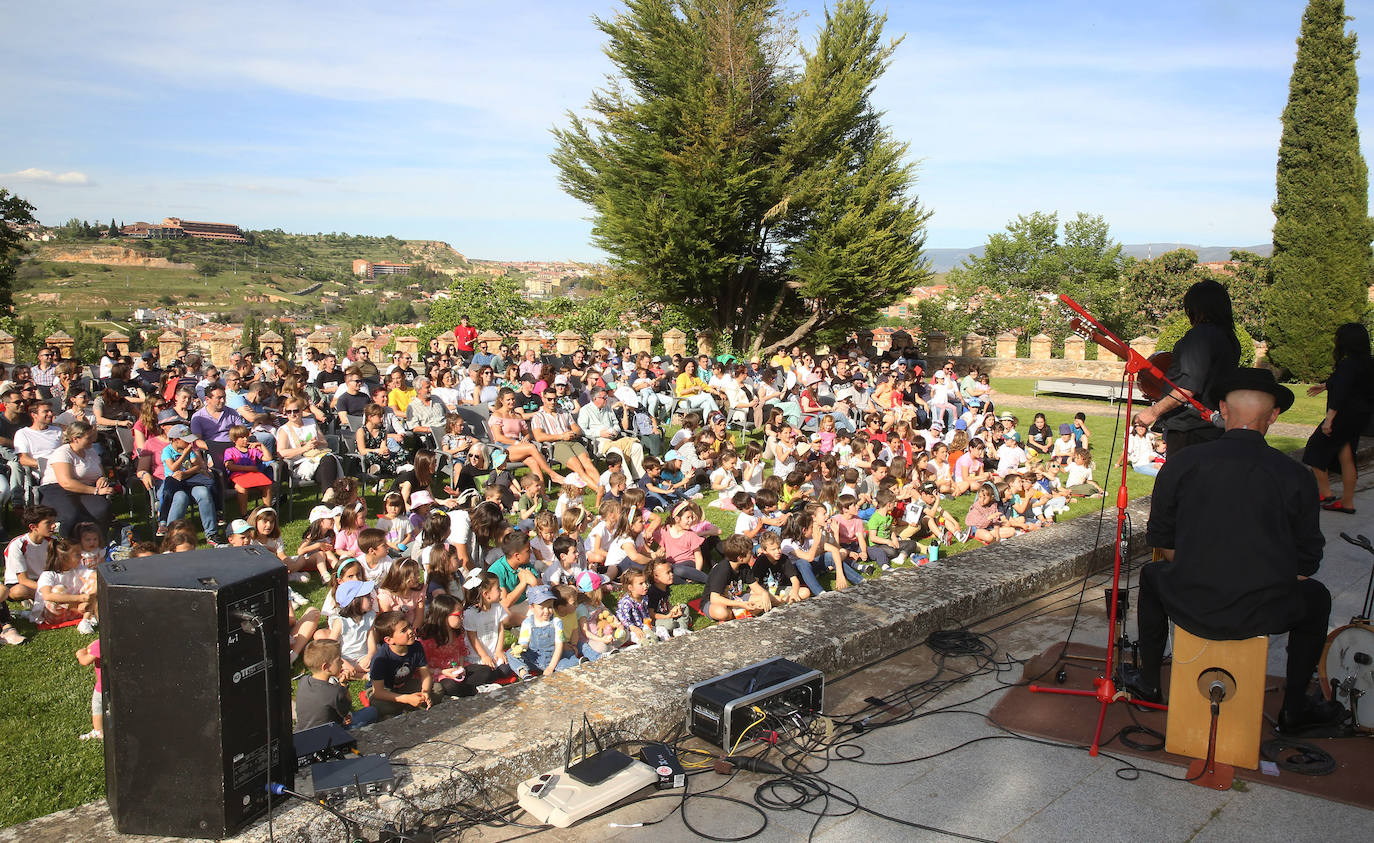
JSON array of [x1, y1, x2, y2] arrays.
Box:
[[1212, 367, 1294, 413]]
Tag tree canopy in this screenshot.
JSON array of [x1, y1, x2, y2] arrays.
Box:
[[552, 0, 930, 355], [1268, 0, 1373, 380], [0, 188, 38, 316]]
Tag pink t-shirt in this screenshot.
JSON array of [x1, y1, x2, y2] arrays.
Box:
[[653, 526, 704, 565], [954, 452, 981, 482], [334, 528, 361, 558], [90, 638, 103, 693], [833, 515, 865, 545]]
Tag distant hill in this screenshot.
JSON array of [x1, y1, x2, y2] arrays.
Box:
[[926, 243, 1273, 273]]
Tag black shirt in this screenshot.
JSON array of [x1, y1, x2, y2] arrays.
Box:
[[1161, 322, 1239, 433], [1326, 355, 1374, 417], [335, 390, 370, 417], [369, 644, 428, 691], [516, 391, 541, 415], [705, 560, 756, 601], [752, 553, 798, 587], [1145, 429, 1323, 639], [645, 583, 672, 618], [314, 369, 346, 392]]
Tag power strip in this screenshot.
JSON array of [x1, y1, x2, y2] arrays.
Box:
[[516, 760, 659, 828]]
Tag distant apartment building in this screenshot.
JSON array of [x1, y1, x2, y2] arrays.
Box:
[[352, 259, 412, 279], [119, 217, 247, 243]]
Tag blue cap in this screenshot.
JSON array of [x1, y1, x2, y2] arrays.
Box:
[[335, 580, 375, 607], [663, 449, 681, 462], [953, 419, 967, 431], [526, 584, 555, 605]]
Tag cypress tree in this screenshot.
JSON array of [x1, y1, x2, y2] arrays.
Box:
[[1269, 0, 1373, 381]]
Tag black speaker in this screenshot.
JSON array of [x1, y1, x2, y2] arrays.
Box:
[[98, 546, 296, 838]]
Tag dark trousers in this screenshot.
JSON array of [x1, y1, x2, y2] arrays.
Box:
[[1137, 562, 1331, 709], [437, 663, 503, 697], [40, 484, 112, 538]]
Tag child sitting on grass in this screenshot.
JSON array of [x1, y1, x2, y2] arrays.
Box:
[[615, 569, 656, 645], [1064, 448, 1105, 497], [369, 611, 437, 719], [704, 534, 772, 623], [964, 483, 1018, 543], [753, 531, 810, 604], [296, 639, 378, 730], [36, 540, 98, 633], [512, 585, 580, 677]]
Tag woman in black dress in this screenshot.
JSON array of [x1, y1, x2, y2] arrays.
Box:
[[1303, 323, 1374, 514]]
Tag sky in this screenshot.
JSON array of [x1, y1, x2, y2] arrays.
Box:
[[4, 0, 1373, 261]]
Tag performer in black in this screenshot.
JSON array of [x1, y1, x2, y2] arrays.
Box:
[[1302, 322, 1374, 514], [1130, 368, 1346, 733], [1133, 279, 1239, 455]]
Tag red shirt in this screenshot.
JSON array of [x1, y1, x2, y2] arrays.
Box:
[[453, 325, 477, 352]]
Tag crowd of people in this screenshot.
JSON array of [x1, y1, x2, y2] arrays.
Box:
[[0, 325, 1151, 736]]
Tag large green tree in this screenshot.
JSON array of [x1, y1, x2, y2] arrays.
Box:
[[939, 211, 1127, 344], [1269, 0, 1373, 380], [552, 0, 930, 355], [1, 188, 38, 315]]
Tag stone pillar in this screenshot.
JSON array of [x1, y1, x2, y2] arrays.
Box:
[[1029, 333, 1052, 360], [393, 334, 420, 360], [306, 330, 332, 354], [0, 331, 14, 364], [208, 333, 235, 368], [995, 332, 1018, 359], [258, 330, 284, 357], [872, 331, 893, 356], [627, 328, 653, 355], [102, 331, 130, 358], [350, 330, 373, 355], [662, 328, 687, 358], [926, 331, 947, 359], [695, 331, 715, 358], [159, 330, 184, 362], [1128, 336, 1157, 359], [556, 330, 582, 355], [592, 330, 617, 353], [1062, 335, 1086, 361], [45, 331, 74, 361], [477, 330, 504, 353], [517, 332, 543, 356], [961, 333, 984, 359], [1254, 341, 1271, 369]]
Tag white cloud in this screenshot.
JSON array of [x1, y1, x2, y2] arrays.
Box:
[[3, 168, 92, 186]]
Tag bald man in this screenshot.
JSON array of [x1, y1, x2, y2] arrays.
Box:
[[1131, 368, 1346, 735]]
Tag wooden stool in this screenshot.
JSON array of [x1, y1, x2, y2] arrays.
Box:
[[1165, 626, 1268, 772]]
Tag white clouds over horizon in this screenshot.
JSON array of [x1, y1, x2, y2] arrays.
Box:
[[4, 0, 1374, 257]]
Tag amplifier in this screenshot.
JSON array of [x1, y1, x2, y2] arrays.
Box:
[[99, 546, 295, 839], [294, 723, 357, 769], [687, 657, 823, 748]]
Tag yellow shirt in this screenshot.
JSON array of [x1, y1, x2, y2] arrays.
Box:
[[675, 373, 707, 397], [387, 387, 416, 415]]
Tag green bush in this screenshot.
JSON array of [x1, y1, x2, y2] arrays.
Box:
[[1155, 315, 1255, 367]]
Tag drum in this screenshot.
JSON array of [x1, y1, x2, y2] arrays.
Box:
[[1320, 622, 1374, 733]]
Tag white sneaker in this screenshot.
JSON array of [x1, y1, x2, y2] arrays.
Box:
[[476, 683, 501, 694], [894, 553, 907, 566], [78, 729, 103, 741], [287, 589, 309, 607], [880, 563, 893, 572], [77, 618, 97, 635]]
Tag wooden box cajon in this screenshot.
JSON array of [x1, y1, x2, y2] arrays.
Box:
[[1165, 626, 1268, 770]]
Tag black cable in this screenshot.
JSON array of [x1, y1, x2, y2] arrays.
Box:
[[276, 788, 358, 841], [247, 615, 275, 843]]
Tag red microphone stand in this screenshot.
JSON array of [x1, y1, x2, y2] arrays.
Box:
[[1028, 295, 1217, 755]]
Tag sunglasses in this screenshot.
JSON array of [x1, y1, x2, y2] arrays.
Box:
[[284, 409, 302, 415]]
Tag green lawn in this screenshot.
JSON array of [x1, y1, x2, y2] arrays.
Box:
[[0, 403, 1309, 828], [991, 376, 1328, 428]]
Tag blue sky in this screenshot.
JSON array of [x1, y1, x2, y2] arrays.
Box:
[[3, 0, 1372, 260]]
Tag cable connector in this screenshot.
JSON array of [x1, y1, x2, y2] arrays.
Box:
[[266, 782, 289, 796], [713, 757, 736, 775], [725, 756, 784, 775]]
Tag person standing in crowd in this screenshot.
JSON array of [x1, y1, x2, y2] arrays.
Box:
[[453, 315, 478, 363], [1303, 323, 1374, 514], [1133, 279, 1239, 455]]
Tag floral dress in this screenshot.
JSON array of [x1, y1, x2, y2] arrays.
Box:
[[362, 425, 405, 475]]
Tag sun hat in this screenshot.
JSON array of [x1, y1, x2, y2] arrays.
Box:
[[157, 409, 182, 426], [408, 490, 435, 509], [335, 580, 376, 607], [308, 504, 343, 523], [525, 585, 556, 605]]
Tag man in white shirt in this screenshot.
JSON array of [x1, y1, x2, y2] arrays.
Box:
[[14, 401, 62, 477], [576, 388, 645, 480]]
